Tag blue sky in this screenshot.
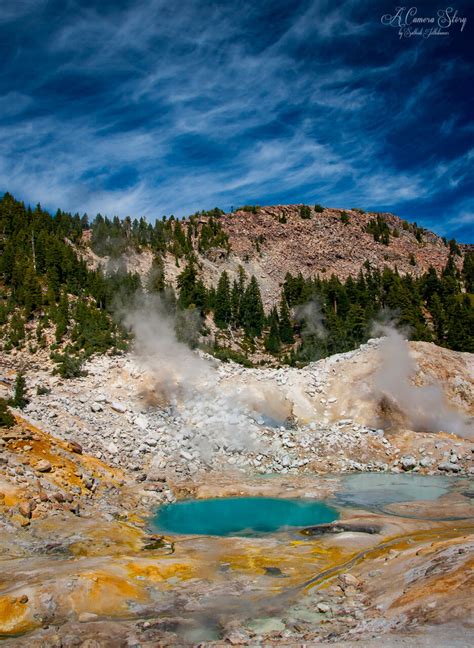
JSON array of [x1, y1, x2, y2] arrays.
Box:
[[0, 0, 473, 241]]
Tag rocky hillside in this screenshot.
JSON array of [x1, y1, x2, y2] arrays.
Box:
[[89, 205, 465, 307], [1, 193, 472, 372], [200, 206, 460, 305], [2, 335, 472, 479]]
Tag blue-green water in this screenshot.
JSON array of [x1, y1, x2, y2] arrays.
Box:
[[153, 497, 338, 536], [337, 473, 453, 508]]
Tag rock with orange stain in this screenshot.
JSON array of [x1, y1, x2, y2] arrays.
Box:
[[35, 459, 52, 473], [69, 570, 148, 617], [126, 559, 198, 585], [18, 500, 33, 518], [0, 595, 38, 635]]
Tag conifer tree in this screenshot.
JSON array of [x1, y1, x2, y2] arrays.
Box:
[[430, 293, 446, 343], [52, 349, 85, 378], [462, 251, 474, 293], [0, 399, 14, 427], [148, 255, 166, 293], [9, 313, 25, 347], [236, 265, 246, 325], [193, 279, 208, 315], [278, 293, 294, 343], [54, 292, 69, 343], [214, 271, 231, 329], [231, 279, 241, 327], [177, 262, 197, 308], [241, 275, 265, 337], [265, 308, 281, 353], [11, 370, 28, 409], [23, 264, 42, 318]]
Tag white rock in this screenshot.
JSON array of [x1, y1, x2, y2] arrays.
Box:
[[420, 456, 433, 467], [135, 415, 149, 430], [401, 456, 417, 471], [438, 462, 461, 473], [111, 402, 127, 413]]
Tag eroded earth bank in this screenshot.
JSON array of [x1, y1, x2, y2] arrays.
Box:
[[0, 336, 473, 646]]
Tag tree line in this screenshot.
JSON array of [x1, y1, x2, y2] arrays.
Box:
[[1, 192, 472, 375]]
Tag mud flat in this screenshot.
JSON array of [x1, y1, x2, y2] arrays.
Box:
[[0, 419, 472, 646], [0, 338, 473, 645]]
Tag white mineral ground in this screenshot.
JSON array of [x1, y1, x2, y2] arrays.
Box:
[[0, 335, 473, 645]]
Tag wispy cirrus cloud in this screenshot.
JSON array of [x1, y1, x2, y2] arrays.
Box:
[[0, 0, 472, 240]]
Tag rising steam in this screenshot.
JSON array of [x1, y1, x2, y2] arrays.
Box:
[[294, 299, 326, 339], [373, 325, 473, 440], [122, 295, 287, 460]]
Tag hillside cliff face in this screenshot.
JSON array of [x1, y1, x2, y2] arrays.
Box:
[[2, 192, 471, 370], [88, 205, 461, 307], [216, 206, 453, 304]]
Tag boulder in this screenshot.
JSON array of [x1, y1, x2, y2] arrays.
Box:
[[68, 440, 83, 454], [438, 461, 461, 473], [36, 459, 52, 473], [401, 456, 417, 471], [338, 573, 360, 590], [107, 441, 119, 454], [18, 501, 32, 518], [78, 612, 98, 623], [111, 402, 127, 413]]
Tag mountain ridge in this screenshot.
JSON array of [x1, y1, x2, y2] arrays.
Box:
[[83, 203, 468, 308], [1, 193, 472, 372]]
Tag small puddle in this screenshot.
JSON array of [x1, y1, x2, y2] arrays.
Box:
[[152, 497, 339, 536]]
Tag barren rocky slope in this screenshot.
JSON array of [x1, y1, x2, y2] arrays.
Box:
[[84, 205, 465, 307], [2, 336, 473, 479]]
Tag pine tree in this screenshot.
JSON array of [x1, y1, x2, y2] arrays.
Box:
[[11, 370, 28, 409], [345, 303, 366, 346], [445, 298, 474, 352], [52, 349, 85, 378], [299, 205, 312, 219], [236, 265, 246, 325], [9, 313, 25, 347], [23, 264, 42, 318], [148, 255, 165, 293], [241, 275, 265, 337], [462, 251, 474, 293], [193, 279, 208, 314], [231, 280, 241, 327], [0, 398, 14, 427], [177, 262, 197, 309], [54, 292, 69, 342], [214, 271, 231, 329], [265, 308, 281, 353], [278, 294, 294, 344], [430, 293, 446, 343]]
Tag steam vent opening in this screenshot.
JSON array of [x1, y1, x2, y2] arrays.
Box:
[[153, 497, 339, 536]]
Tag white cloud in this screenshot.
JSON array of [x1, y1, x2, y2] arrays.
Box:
[[0, 0, 471, 235]]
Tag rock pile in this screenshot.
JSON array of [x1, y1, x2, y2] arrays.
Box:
[[16, 338, 473, 481]]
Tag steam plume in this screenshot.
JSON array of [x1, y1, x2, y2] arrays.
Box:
[[294, 299, 326, 339], [373, 325, 472, 440], [122, 295, 284, 460]]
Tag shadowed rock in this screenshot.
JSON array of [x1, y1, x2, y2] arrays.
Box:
[[299, 522, 381, 536]]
